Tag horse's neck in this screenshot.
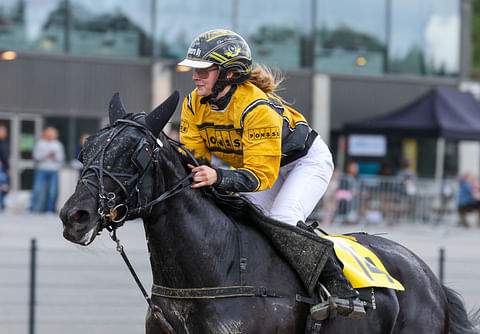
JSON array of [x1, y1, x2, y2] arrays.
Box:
[[144, 180, 239, 288]]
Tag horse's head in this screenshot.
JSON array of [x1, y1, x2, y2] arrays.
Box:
[[60, 91, 180, 245]]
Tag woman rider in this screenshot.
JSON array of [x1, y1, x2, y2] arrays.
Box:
[[178, 29, 365, 321]]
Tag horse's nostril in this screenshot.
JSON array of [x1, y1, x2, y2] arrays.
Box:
[[71, 210, 89, 224]]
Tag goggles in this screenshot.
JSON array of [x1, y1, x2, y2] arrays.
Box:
[[193, 66, 218, 79]]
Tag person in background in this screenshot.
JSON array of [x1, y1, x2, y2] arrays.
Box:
[[177, 29, 364, 321], [397, 158, 417, 196], [335, 161, 360, 223], [71, 133, 90, 174], [75, 134, 90, 159], [457, 171, 480, 227], [319, 168, 340, 225], [29, 126, 65, 214], [0, 124, 10, 211]]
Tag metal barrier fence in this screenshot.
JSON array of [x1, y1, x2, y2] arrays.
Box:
[[0, 241, 150, 334], [0, 239, 451, 334], [2, 222, 480, 333], [310, 175, 459, 226]]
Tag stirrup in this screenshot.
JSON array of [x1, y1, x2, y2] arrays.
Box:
[[310, 283, 335, 321], [334, 296, 366, 320], [310, 284, 366, 321]]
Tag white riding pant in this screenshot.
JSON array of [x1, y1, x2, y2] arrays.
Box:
[[241, 136, 334, 226]]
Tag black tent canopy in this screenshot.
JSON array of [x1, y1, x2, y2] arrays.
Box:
[[344, 87, 480, 141]]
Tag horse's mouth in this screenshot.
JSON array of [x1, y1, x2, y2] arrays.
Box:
[[63, 222, 100, 246], [61, 209, 101, 246]]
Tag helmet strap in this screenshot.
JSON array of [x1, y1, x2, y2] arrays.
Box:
[[199, 67, 251, 104], [211, 67, 229, 99], [200, 68, 229, 104]]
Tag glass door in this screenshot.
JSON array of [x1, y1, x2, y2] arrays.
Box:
[[0, 114, 42, 192], [17, 118, 43, 190]]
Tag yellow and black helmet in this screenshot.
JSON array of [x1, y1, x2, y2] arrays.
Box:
[[178, 29, 253, 98], [179, 29, 252, 73]]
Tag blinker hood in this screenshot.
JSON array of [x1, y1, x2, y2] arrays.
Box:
[[108, 91, 180, 137]]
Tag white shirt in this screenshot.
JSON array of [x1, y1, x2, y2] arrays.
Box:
[[33, 139, 65, 171]]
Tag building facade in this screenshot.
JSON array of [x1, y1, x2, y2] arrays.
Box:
[[0, 0, 473, 191]]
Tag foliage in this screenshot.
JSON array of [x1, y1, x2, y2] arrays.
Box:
[[473, 0, 480, 69]]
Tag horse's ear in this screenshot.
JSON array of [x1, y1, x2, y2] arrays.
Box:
[[145, 91, 179, 136], [109, 92, 127, 125]]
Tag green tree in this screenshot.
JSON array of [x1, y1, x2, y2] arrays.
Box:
[[473, 0, 480, 69]]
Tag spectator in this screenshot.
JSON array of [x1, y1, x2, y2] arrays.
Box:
[[29, 126, 65, 214], [320, 168, 340, 225], [75, 133, 90, 159], [377, 161, 395, 193], [457, 171, 480, 227], [378, 161, 394, 177], [397, 158, 417, 196], [0, 124, 10, 211], [71, 133, 90, 174], [335, 161, 360, 223]]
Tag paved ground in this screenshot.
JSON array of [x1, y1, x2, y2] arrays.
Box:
[[1, 211, 479, 333]]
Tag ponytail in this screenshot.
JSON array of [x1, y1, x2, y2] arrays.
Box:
[[247, 64, 287, 103]]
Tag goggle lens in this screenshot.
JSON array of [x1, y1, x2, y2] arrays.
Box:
[[194, 66, 217, 79]]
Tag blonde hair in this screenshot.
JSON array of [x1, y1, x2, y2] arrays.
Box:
[[247, 64, 286, 102]]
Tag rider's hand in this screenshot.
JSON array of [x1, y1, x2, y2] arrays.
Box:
[[188, 164, 218, 188]]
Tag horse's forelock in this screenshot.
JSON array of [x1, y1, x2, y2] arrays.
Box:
[[82, 125, 143, 171]]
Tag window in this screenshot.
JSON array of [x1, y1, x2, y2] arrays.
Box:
[[70, 0, 152, 58], [314, 0, 387, 74], [0, 0, 462, 77], [389, 0, 460, 76], [236, 0, 309, 69], [154, 0, 233, 60], [0, 0, 64, 53]]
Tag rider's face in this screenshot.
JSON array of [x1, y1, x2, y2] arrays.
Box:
[[192, 65, 218, 96]]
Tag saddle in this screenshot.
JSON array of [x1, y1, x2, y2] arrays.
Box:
[[206, 188, 333, 296]]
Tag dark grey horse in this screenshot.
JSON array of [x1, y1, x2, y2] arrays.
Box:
[[60, 92, 479, 334]]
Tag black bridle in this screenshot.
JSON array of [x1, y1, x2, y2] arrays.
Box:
[[77, 116, 283, 333], [78, 116, 201, 333], [79, 116, 197, 236]]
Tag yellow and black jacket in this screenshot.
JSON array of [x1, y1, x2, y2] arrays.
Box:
[[180, 81, 317, 192]]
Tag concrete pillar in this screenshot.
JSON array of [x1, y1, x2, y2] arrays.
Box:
[[458, 141, 480, 178], [151, 62, 173, 133], [151, 62, 172, 109], [56, 167, 79, 212], [312, 73, 331, 145]]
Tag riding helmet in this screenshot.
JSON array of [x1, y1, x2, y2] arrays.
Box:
[[178, 29, 253, 98]]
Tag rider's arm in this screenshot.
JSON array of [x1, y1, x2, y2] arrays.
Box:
[[179, 95, 212, 163], [214, 105, 282, 192]]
